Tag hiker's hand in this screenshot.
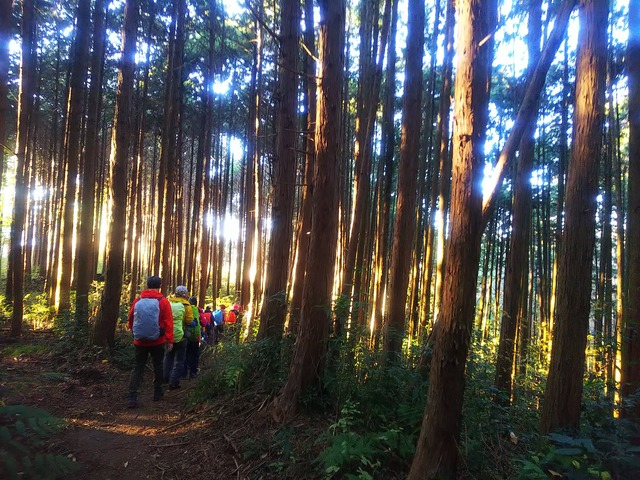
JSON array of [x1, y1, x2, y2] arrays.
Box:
[[166, 343, 173, 352]]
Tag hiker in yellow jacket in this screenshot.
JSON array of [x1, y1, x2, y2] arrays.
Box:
[[163, 285, 194, 390]]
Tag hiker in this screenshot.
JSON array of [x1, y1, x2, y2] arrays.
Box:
[[227, 303, 241, 326], [164, 285, 194, 390], [228, 303, 243, 343], [127, 275, 174, 408], [202, 305, 213, 345], [211, 305, 226, 344], [183, 297, 204, 379]]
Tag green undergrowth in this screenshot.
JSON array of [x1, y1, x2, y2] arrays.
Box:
[[4, 289, 638, 479], [458, 341, 640, 480], [0, 405, 81, 480], [189, 336, 288, 405], [313, 340, 426, 479], [188, 331, 640, 479]]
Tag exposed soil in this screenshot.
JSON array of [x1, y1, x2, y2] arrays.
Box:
[[1, 330, 322, 480]]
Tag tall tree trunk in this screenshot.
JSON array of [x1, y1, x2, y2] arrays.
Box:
[[271, 0, 345, 421], [160, 0, 185, 287], [42, 25, 66, 305], [258, 0, 300, 340], [494, 0, 542, 404], [9, 0, 37, 337], [595, 78, 614, 379], [481, 0, 576, 222], [91, 0, 139, 347], [382, 0, 424, 360], [429, 0, 455, 324], [407, 0, 496, 473], [541, 0, 607, 433], [24, 99, 39, 289], [622, 0, 640, 418], [339, 0, 379, 324], [153, 1, 178, 274], [75, 0, 106, 324], [549, 34, 571, 335], [0, 0, 12, 193], [186, 119, 203, 291], [371, 0, 398, 347], [198, 0, 216, 306], [288, 0, 316, 333], [610, 95, 624, 400], [240, 17, 262, 310], [58, 0, 91, 315], [127, 0, 155, 304]]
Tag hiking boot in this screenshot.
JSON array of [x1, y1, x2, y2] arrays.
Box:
[[127, 398, 138, 408], [168, 383, 181, 390]]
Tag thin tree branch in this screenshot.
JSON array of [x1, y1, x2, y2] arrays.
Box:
[[481, 0, 577, 228], [244, 0, 280, 44]]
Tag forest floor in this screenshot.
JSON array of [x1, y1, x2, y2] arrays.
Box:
[[1, 329, 324, 480]]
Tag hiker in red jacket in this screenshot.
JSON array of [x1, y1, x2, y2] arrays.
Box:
[[127, 275, 174, 408]]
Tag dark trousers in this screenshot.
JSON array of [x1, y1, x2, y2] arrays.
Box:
[[213, 324, 224, 344], [163, 339, 187, 386], [128, 344, 164, 400], [183, 341, 200, 378]]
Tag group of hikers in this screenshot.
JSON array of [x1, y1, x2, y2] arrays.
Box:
[[126, 275, 241, 408]]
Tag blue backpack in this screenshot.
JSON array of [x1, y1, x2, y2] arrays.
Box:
[[132, 297, 163, 342], [212, 309, 225, 326]]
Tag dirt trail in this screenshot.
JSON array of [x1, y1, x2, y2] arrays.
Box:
[[2, 336, 276, 480]]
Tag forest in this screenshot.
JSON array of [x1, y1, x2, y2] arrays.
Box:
[[0, 0, 639, 478]]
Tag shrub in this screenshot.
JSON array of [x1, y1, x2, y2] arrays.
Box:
[[0, 405, 80, 480]]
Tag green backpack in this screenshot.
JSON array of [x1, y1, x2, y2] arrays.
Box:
[[169, 301, 186, 343], [184, 306, 201, 343]]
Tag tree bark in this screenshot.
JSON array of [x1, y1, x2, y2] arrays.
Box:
[[429, 0, 455, 325], [622, 0, 640, 417], [58, 0, 91, 316], [339, 0, 379, 326], [240, 17, 261, 309], [481, 0, 578, 224], [91, 0, 139, 347], [153, 1, 178, 275], [198, 0, 217, 307], [0, 0, 12, 193], [371, 0, 398, 348], [288, 0, 316, 333], [541, 0, 607, 433], [382, 0, 424, 360], [271, 0, 345, 421], [494, 0, 542, 404], [258, 0, 300, 340], [407, 0, 496, 474], [75, 0, 106, 325], [160, 0, 185, 288], [9, 0, 37, 337]]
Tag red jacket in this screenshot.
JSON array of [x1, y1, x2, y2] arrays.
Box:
[[128, 289, 174, 346], [199, 309, 210, 328]]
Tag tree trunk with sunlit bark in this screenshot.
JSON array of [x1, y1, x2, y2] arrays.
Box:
[[541, 0, 607, 434], [58, 0, 91, 316], [258, 0, 300, 340], [407, 0, 495, 474], [271, 0, 346, 421], [75, 0, 106, 325], [382, 0, 424, 360], [9, 0, 37, 337], [622, 0, 640, 418], [91, 0, 139, 347]]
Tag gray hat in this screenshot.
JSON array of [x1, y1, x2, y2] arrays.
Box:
[[175, 285, 189, 298]]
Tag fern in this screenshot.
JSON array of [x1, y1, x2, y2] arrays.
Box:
[[0, 405, 81, 479]]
